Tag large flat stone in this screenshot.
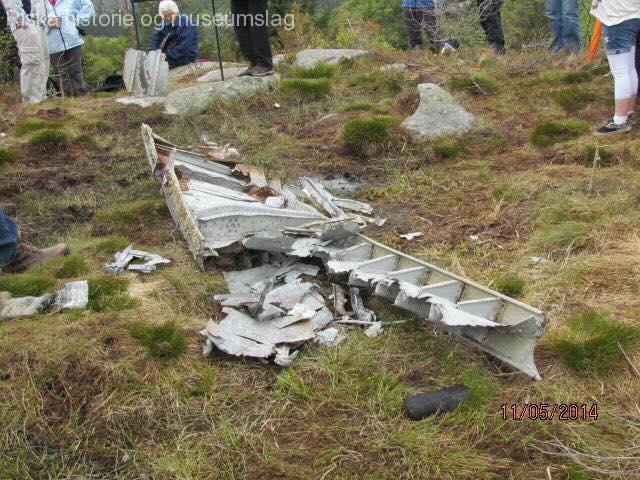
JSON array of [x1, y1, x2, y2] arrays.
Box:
[[294, 49, 368, 68], [116, 96, 166, 108], [196, 67, 247, 83], [401, 83, 475, 141], [164, 74, 280, 115]]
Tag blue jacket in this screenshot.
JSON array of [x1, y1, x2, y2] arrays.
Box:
[[402, 0, 434, 8], [42, 0, 94, 54], [149, 14, 198, 69]]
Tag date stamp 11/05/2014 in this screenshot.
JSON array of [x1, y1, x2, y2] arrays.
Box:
[[501, 403, 599, 421]]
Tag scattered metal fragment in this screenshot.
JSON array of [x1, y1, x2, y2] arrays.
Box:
[[332, 283, 348, 317], [403, 384, 470, 420], [365, 321, 383, 337], [350, 287, 376, 323], [53, 281, 89, 311], [314, 327, 347, 347], [104, 245, 171, 275], [0, 281, 89, 320], [399, 232, 423, 240]]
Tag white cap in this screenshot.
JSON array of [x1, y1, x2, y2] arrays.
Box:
[[158, 0, 179, 15]]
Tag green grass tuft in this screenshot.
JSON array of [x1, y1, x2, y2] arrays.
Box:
[[530, 220, 592, 251], [87, 275, 137, 312], [432, 139, 468, 159], [575, 145, 616, 167], [341, 102, 389, 114], [28, 129, 67, 150], [450, 71, 499, 94], [290, 62, 337, 79], [12, 118, 64, 136], [493, 275, 525, 298], [549, 311, 640, 374], [0, 147, 18, 167], [342, 115, 399, 155], [130, 320, 187, 358], [278, 78, 331, 98], [550, 86, 596, 113], [538, 70, 593, 84], [529, 118, 589, 147], [52, 254, 89, 279], [92, 200, 168, 236], [0, 271, 56, 297]]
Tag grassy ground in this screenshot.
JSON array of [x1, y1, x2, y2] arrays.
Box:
[[1, 46, 639, 479]]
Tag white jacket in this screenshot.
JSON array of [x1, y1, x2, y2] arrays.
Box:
[[590, 0, 640, 26]]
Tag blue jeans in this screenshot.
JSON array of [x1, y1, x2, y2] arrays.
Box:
[[545, 0, 581, 52], [603, 18, 640, 55], [0, 208, 18, 267]]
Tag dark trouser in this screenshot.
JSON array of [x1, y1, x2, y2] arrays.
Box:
[[50, 45, 87, 97], [404, 7, 441, 52], [231, 0, 273, 68], [0, 208, 18, 268], [477, 0, 505, 53]]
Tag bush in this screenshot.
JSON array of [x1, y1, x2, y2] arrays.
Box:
[[291, 62, 337, 79], [130, 320, 187, 358], [450, 71, 499, 94], [0, 147, 18, 167], [493, 275, 525, 298], [549, 311, 640, 374], [28, 130, 67, 150], [278, 78, 331, 98], [0, 271, 57, 297], [342, 116, 399, 155], [550, 86, 596, 113], [530, 119, 589, 147], [82, 36, 130, 88]]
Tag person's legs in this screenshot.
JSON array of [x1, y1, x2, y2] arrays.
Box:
[[231, 0, 255, 67], [65, 46, 88, 96], [421, 8, 441, 52], [477, 0, 505, 53], [636, 30, 640, 96], [50, 49, 72, 96], [12, 22, 48, 104], [247, 0, 272, 69], [545, 0, 563, 51], [404, 7, 424, 50], [561, 0, 580, 53], [0, 208, 18, 269]]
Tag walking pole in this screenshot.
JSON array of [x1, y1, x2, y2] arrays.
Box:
[[210, 0, 224, 80], [130, 0, 141, 50]]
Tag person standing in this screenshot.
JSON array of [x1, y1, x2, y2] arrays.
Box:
[[231, 0, 273, 76], [149, 1, 198, 70], [591, 0, 640, 135], [1, 208, 69, 274], [39, 0, 94, 96], [476, 0, 505, 54], [546, 0, 581, 53], [1, 0, 49, 104], [403, 0, 442, 53]]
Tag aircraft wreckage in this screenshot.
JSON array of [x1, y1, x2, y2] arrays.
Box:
[[141, 124, 547, 380]]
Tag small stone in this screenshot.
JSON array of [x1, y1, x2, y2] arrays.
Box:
[[294, 48, 368, 68]]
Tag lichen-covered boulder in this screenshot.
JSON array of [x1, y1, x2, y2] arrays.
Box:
[[294, 49, 368, 68], [164, 74, 279, 115], [401, 83, 475, 141]]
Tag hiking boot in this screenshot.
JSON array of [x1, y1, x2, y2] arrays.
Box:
[[3, 242, 69, 274], [594, 118, 632, 136], [250, 66, 274, 77], [238, 66, 256, 77]]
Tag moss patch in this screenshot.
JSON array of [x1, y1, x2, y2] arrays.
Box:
[[278, 78, 331, 98], [0, 147, 18, 167], [28, 130, 67, 150], [493, 275, 525, 298], [0, 271, 57, 297], [342, 115, 399, 155], [530, 119, 589, 147], [130, 320, 187, 358], [450, 71, 499, 94]]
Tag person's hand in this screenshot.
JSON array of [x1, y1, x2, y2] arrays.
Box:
[[47, 17, 59, 27]]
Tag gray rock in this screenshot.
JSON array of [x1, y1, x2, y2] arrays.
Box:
[[381, 62, 408, 72], [401, 83, 475, 141], [294, 48, 368, 68], [116, 96, 167, 108], [164, 74, 280, 115], [196, 67, 247, 83], [168, 62, 216, 81], [0, 291, 53, 319]]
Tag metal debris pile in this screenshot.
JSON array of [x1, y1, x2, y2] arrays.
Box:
[[142, 125, 548, 379]]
